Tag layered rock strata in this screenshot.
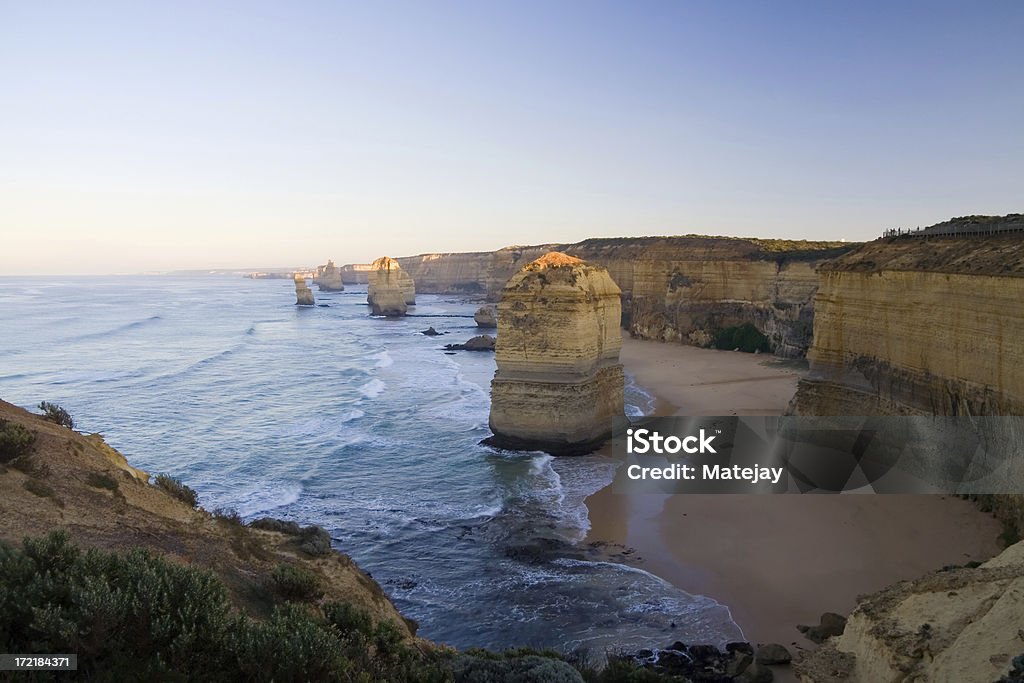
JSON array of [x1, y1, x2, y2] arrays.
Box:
[[316, 259, 345, 291], [366, 257, 409, 317], [790, 233, 1024, 417], [389, 237, 852, 357], [294, 276, 315, 306], [486, 252, 624, 455]]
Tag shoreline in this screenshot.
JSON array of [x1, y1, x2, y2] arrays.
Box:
[[588, 337, 1003, 653]]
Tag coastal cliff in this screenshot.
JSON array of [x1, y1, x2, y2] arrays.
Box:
[[790, 231, 1024, 417], [0, 399, 414, 639], [388, 237, 853, 357], [486, 252, 625, 455], [789, 222, 1024, 682], [795, 540, 1024, 683]]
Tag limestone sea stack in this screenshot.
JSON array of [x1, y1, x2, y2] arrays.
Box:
[[366, 257, 409, 317], [485, 252, 625, 455], [367, 257, 416, 307], [473, 306, 497, 328], [317, 259, 345, 291], [294, 275, 315, 306]]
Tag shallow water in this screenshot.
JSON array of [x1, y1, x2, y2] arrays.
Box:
[[0, 274, 742, 654]]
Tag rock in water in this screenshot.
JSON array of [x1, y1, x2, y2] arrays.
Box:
[[367, 256, 415, 308], [485, 252, 625, 455], [366, 257, 409, 317], [473, 306, 497, 328], [316, 259, 345, 291], [444, 335, 495, 352], [294, 276, 315, 306]]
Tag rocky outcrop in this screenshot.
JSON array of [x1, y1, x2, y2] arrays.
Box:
[[790, 232, 1024, 417], [388, 237, 853, 357], [485, 252, 624, 455], [795, 540, 1024, 683], [366, 257, 410, 316], [444, 335, 495, 352], [367, 256, 415, 311], [294, 276, 314, 306], [474, 306, 497, 328], [316, 259, 345, 291]]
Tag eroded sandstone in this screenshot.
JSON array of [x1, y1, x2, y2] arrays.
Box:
[[367, 257, 411, 316], [294, 275, 315, 306], [486, 252, 625, 455]]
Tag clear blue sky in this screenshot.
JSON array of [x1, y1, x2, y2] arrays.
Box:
[[1, 1, 1021, 274]]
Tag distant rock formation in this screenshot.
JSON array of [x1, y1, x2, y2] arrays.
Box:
[[294, 276, 315, 306], [444, 335, 495, 352], [485, 252, 624, 455], [367, 257, 415, 307], [473, 306, 497, 328], [366, 257, 409, 317], [316, 260, 345, 291]]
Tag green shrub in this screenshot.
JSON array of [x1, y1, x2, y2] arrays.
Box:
[[711, 323, 771, 353], [37, 402, 74, 429], [324, 601, 374, 639], [0, 420, 35, 463], [271, 562, 323, 601], [154, 473, 198, 508], [0, 532, 460, 682], [85, 472, 119, 492], [214, 507, 244, 526]]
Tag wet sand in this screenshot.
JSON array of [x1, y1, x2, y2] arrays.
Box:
[[588, 337, 1002, 655]]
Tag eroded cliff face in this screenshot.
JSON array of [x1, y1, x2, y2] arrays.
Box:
[[486, 252, 624, 455], [388, 237, 851, 357], [790, 235, 1024, 417], [795, 540, 1024, 683]]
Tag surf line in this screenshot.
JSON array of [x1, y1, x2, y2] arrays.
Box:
[[626, 462, 784, 485]]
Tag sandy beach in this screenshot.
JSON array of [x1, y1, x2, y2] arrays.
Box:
[[588, 337, 1003, 653]]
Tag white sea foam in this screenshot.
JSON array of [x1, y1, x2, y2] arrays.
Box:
[[372, 350, 394, 368], [232, 482, 303, 517], [359, 378, 386, 398]]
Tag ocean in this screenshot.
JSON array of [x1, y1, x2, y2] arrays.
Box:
[[0, 274, 742, 656]]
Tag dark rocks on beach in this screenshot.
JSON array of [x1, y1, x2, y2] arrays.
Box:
[[616, 641, 774, 682], [444, 335, 496, 352], [797, 612, 847, 644], [755, 643, 792, 665], [420, 327, 443, 336]]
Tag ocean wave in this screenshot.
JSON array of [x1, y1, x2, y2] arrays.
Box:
[[372, 350, 394, 368], [625, 372, 658, 418], [65, 315, 163, 343]]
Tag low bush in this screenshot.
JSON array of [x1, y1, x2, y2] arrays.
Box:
[[271, 562, 323, 602], [154, 473, 198, 508], [37, 402, 74, 429], [0, 421, 34, 463]]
